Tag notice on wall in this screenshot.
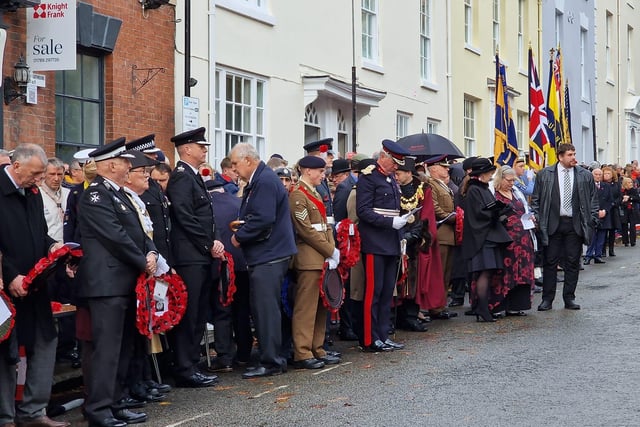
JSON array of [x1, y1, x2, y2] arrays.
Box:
[[182, 96, 200, 131], [26, 1, 77, 71]]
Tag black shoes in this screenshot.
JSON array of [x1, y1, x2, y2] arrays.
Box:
[[318, 354, 341, 365], [564, 300, 581, 310], [294, 358, 325, 370], [384, 339, 405, 349], [338, 329, 359, 341], [130, 382, 165, 403], [88, 417, 127, 427], [207, 358, 233, 373], [241, 365, 285, 379], [448, 298, 464, 307], [174, 372, 218, 388], [431, 310, 458, 320], [113, 397, 146, 410], [363, 340, 394, 352], [400, 319, 428, 332], [583, 257, 592, 265], [506, 310, 527, 317], [538, 300, 553, 311], [144, 380, 171, 394], [113, 409, 147, 424], [594, 257, 606, 264]]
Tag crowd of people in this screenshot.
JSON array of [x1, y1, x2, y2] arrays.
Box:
[[1, 134, 639, 427]]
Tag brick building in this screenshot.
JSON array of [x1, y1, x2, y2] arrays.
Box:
[[0, 0, 176, 163]]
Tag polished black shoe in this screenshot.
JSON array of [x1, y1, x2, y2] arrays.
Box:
[[593, 257, 606, 264], [448, 298, 464, 307], [363, 340, 394, 352], [537, 300, 553, 311], [144, 380, 171, 394], [207, 358, 233, 373], [113, 396, 146, 410], [431, 310, 457, 320], [326, 350, 342, 358], [564, 300, 581, 310], [533, 285, 543, 294], [113, 409, 147, 424], [338, 329, 359, 341], [384, 339, 405, 349], [130, 383, 165, 403], [318, 354, 341, 365], [241, 365, 284, 379], [195, 371, 218, 383], [401, 319, 428, 332], [506, 310, 527, 317], [583, 257, 592, 265], [88, 417, 127, 427], [174, 373, 216, 388], [294, 358, 325, 369]]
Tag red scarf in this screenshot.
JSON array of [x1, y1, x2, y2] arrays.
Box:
[[298, 184, 326, 220]]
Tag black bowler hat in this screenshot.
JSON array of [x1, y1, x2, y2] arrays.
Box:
[[381, 139, 410, 166], [303, 138, 333, 153], [397, 156, 417, 173], [128, 150, 160, 169], [298, 155, 326, 169], [275, 167, 292, 178], [170, 127, 209, 147], [425, 154, 450, 167], [469, 157, 497, 177], [331, 159, 350, 175], [462, 156, 478, 171], [126, 134, 161, 153], [89, 137, 134, 162]]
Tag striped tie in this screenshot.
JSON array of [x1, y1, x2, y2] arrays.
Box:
[[563, 168, 572, 213]]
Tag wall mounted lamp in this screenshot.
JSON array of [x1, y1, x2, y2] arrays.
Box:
[[4, 55, 30, 105]]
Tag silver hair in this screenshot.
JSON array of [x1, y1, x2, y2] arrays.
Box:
[[12, 143, 47, 166], [47, 157, 65, 170], [0, 149, 11, 157], [494, 165, 516, 189], [230, 143, 260, 161]]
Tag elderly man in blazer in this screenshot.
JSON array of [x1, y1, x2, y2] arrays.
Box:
[[530, 143, 599, 311]]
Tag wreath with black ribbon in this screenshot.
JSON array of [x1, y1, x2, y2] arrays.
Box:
[[22, 245, 83, 293], [135, 272, 188, 339], [335, 219, 361, 281]]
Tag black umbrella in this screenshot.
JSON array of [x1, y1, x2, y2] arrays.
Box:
[[397, 133, 464, 161]]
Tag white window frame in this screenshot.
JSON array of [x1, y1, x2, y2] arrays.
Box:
[[464, 0, 472, 45], [214, 68, 267, 159], [361, 0, 379, 65], [463, 98, 476, 156], [517, 0, 525, 69], [396, 112, 410, 140], [426, 119, 439, 134], [581, 28, 588, 100], [492, 0, 500, 53], [606, 11, 613, 81], [516, 110, 528, 152], [420, 0, 432, 83], [628, 25, 634, 92]]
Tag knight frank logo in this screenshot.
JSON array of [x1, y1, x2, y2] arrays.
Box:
[[33, 2, 69, 19]]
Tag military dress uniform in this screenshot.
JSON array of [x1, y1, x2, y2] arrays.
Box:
[[289, 174, 338, 367]]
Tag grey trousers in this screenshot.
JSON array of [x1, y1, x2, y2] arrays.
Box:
[[0, 327, 57, 424]]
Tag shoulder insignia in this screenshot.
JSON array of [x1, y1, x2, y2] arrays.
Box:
[[294, 208, 309, 222], [89, 192, 101, 204], [177, 165, 185, 172], [361, 165, 375, 175], [89, 182, 98, 187]]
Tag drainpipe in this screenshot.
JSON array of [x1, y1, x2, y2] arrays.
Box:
[[446, 0, 453, 140], [208, 0, 217, 165]]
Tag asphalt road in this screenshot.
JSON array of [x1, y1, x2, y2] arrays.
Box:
[[57, 243, 640, 427]]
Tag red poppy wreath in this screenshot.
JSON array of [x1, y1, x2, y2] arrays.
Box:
[[0, 289, 16, 343], [135, 272, 188, 339], [22, 245, 83, 292], [335, 219, 361, 281]]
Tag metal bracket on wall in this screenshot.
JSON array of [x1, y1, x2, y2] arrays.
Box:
[[131, 65, 166, 94]]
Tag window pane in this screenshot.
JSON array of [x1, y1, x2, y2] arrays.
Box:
[[234, 105, 242, 131], [257, 81, 264, 107], [64, 98, 82, 144], [257, 109, 263, 134], [226, 75, 233, 101], [82, 55, 99, 99], [83, 102, 100, 145], [64, 68, 82, 97], [243, 106, 251, 132], [226, 103, 233, 130], [215, 100, 220, 128], [55, 96, 63, 141], [243, 79, 251, 104], [234, 76, 242, 103]]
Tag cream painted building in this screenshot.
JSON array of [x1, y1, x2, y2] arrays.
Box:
[[595, 0, 640, 165], [174, 0, 450, 166], [450, 0, 542, 158]]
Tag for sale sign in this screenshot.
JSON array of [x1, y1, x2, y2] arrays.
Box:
[[26, 1, 77, 71]]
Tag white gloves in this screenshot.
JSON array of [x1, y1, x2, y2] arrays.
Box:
[[392, 216, 408, 230], [326, 248, 340, 270]]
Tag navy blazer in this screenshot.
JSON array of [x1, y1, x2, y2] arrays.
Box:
[[76, 176, 156, 298], [333, 174, 356, 222]]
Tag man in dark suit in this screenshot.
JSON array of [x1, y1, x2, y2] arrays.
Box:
[[530, 143, 599, 311], [229, 143, 297, 379], [0, 143, 69, 427], [166, 127, 224, 388], [584, 168, 613, 264], [76, 138, 157, 427]]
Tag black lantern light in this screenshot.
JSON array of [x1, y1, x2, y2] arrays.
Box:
[[4, 55, 30, 105]]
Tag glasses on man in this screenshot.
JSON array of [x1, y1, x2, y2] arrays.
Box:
[[129, 167, 152, 175]]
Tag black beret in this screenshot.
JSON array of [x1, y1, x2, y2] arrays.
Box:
[[89, 137, 133, 162], [126, 134, 161, 153], [331, 159, 350, 174], [303, 138, 333, 153], [298, 155, 326, 169], [170, 127, 209, 147]]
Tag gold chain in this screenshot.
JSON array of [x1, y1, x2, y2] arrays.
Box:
[[400, 182, 424, 211]]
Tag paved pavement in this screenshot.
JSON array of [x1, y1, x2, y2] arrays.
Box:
[[56, 243, 640, 427]]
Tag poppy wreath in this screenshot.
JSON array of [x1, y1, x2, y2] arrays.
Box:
[[0, 289, 16, 343], [135, 272, 188, 339], [335, 219, 361, 281], [22, 245, 83, 292], [317, 262, 345, 313], [218, 251, 237, 307], [455, 206, 464, 246]]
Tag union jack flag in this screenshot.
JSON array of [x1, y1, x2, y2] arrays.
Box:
[[528, 48, 551, 171]]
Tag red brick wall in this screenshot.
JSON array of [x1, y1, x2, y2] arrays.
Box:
[[2, 1, 176, 164]]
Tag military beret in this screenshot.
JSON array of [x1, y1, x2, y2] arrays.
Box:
[[126, 134, 161, 153], [303, 138, 333, 153], [170, 127, 209, 147], [381, 139, 410, 165], [298, 155, 326, 169], [89, 137, 134, 162], [425, 154, 450, 167], [275, 167, 292, 178], [331, 159, 350, 175]]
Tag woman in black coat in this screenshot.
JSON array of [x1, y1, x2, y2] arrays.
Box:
[[461, 158, 512, 322], [620, 177, 640, 247], [602, 166, 621, 256]]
